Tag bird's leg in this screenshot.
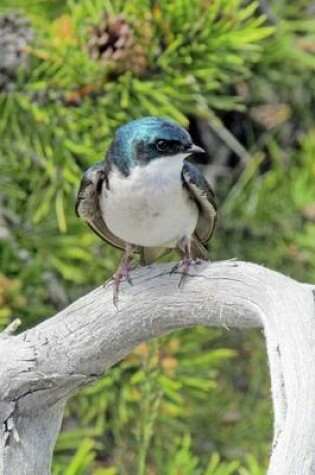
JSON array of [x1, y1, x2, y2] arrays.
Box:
[[112, 243, 133, 306], [171, 236, 197, 287]]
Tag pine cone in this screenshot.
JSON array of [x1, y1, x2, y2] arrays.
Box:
[[0, 14, 34, 90], [86, 13, 147, 76]]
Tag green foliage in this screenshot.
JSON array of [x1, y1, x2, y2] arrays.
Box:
[[0, 0, 314, 473], [0, 0, 273, 322], [53, 332, 237, 473], [216, 130, 315, 283]]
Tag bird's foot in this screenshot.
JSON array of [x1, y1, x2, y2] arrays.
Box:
[[171, 236, 200, 287], [111, 259, 134, 307], [103, 243, 134, 307], [171, 256, 199, 287]]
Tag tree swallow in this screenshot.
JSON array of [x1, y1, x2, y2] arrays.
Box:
[[76, 117, 217, 305]]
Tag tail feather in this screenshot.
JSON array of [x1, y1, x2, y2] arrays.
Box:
[[139, 236, 210, 266], [139, 246, 171, 265]]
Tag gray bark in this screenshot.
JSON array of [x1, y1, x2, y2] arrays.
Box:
[[0, 260, 314, 474]]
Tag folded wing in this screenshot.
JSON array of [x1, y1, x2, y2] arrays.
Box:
[[181, 161, 217, 259], [75, 163, 130, 251]]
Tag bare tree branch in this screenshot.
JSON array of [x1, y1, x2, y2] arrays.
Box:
[[0, 260, 314, 474]]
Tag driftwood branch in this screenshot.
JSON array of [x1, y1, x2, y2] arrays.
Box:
[[0, 260, 315, 474]]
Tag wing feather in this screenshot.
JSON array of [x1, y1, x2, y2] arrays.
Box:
[[182, 161, 217, 245], [76, 163, 134, 251]]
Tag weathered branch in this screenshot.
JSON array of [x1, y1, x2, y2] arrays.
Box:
[[0, 260, 315, 474]]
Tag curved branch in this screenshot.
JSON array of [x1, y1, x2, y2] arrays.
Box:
[[0, 260, 314, 474]]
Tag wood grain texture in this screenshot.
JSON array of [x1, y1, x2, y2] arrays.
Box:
[[0, 260, 314, 474]]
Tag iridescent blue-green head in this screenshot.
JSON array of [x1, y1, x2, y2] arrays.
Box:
[[106, 117, 205, 176]]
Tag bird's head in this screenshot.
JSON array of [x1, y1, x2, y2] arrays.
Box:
[[106, 117, 205, 176]]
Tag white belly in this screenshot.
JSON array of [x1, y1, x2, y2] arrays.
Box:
[[101, 157, 198, 247]]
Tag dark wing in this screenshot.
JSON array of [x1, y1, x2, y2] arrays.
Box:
[[181, 161, 217, 257], [75, 162, 130, 251]]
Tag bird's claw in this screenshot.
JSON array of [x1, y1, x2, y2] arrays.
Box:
[[108, 257, 134, 307], [170, 257, 198, 288]]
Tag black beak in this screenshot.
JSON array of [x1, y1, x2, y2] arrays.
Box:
[[188, 144, 206, 155], [187, 143, 209, 164]]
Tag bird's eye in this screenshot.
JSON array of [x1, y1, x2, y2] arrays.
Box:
[[156, 139, 169, 153]]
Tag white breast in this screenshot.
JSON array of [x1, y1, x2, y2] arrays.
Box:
[[100, 156, 198, 247]]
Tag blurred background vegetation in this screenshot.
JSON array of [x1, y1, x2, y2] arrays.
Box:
[[0, 0, 314, 473]]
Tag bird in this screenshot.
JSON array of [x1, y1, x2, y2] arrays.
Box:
[[76, 117, 217, 305]]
